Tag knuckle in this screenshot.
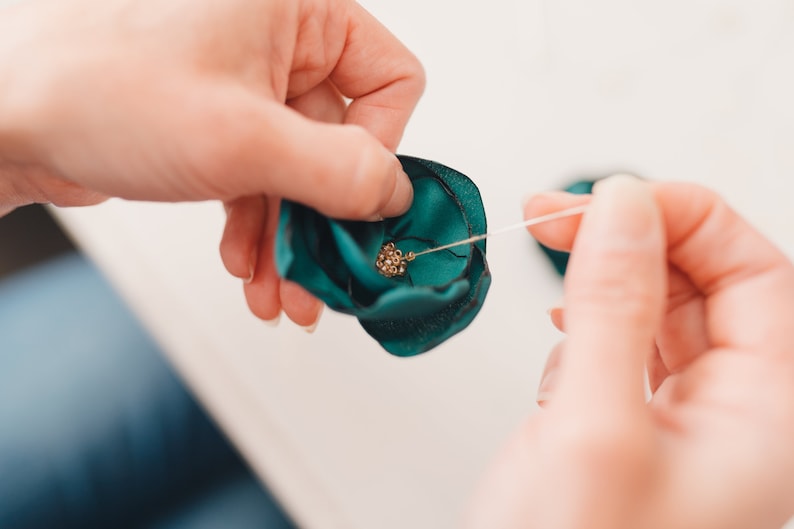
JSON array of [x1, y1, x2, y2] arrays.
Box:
[[575, 277, 657, 320], [403, 55, 427, 97], [571, 255, 661, 322]]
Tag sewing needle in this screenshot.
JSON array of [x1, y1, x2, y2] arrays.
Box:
[[406, 204, 588, 261]]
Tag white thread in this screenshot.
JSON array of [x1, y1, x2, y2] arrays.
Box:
[[409, 204, 588, 259]]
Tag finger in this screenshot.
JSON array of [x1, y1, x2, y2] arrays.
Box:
[[549, 306, 565, 332], [657, 183, 794, 357], [647, 343, 668, 393], [524, 191, 590, 251], [16, 166, 110, 207], [191, 86, 413, 219], [654, 265, 709, 377], [330, 2, 426, 151], [556, 176, 666, 412], [536, 341, 565, 406], [527, 188, 711, 378], [220, 196, 266, 282], [287, 80, 346, 124], [547, 314, 671, 396], [280, 280, 324, 330], [243, 197, 281, 322]]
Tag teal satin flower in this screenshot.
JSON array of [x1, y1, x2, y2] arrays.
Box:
[[275, 155, 491, 356]]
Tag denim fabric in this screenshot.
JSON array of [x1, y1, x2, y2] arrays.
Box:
[[0, 253, 294, 529]]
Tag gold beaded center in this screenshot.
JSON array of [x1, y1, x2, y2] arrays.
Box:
[[376, 242, 415, 278]]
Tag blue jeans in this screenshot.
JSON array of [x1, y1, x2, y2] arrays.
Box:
[[0, 253, 295, 529]]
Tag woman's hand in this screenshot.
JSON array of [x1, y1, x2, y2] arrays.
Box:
[[0, 0, 424, 327], [467, 176, 794, 529]]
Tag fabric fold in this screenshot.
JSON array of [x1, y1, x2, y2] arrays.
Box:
[[275, 155, 491, 356]]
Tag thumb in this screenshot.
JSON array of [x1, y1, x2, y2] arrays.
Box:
[[204, 94, 413, 220], [555, 175, 666, 411]]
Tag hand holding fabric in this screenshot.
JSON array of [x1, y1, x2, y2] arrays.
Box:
[[467, 176, 794, 529], [276, 156, 492, 356], [0, 0, 424, 327]]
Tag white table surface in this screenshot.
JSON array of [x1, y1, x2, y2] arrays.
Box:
[[51, 1, 794, 528]]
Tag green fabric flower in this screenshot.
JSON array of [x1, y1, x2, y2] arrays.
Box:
[[275, 155, 491, 356]]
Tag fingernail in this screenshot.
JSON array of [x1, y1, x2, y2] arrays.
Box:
[[589, 174, 652, 241], [536, 368, 557, 405], [592, 173, 637, 195], [536, 343, 563, 406], [301, 321, 319, 334], [264, 313, 281, 327], [244, 246, 257, 284], [300, 306, 324, 334], [379, 157, 413, 218]]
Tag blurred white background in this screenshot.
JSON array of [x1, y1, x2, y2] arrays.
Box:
[[51, 0, 794, 528]]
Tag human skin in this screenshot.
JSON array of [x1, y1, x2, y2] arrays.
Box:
[[0, 0, 424, 328], [7, 3, 793, 525], [466, 176, 794, 529]]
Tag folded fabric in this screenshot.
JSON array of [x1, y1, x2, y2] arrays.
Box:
[[275, 155, 491, 356]]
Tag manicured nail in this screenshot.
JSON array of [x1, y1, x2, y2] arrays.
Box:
[[301, 321, 319, 334], [244, 246, 257, 284], [263, 313, 281, 327], [592, 173, 637, 194], [300, 306, 324, 334], [379, 157, 413, 218], [588, 174, 654, 243]]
